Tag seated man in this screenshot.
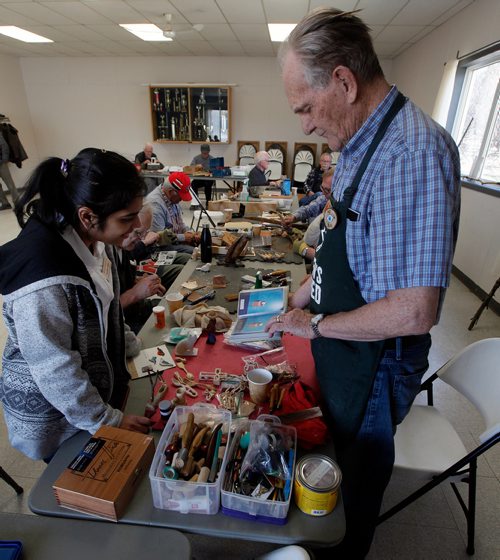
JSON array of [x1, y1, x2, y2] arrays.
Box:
[[247, 151, 281, 198], [299, 151, 333, 206], [135, 142, 165, 194], [146, 172, 200, 254], [283, 167, 334, 226], [190, 143, 215, 203]]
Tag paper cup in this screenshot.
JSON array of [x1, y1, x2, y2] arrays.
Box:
[[152, 305, 166, 329], [247, 368, 273, 405], [223, 208, 233, 222], [165, 292, 184, 314]]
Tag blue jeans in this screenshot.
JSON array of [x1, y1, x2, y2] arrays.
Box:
[[322, 335, 432, 559]]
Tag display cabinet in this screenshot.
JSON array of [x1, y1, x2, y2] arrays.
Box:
[[150, 85, 231, 144]]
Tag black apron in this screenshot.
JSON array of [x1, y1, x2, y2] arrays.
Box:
[[310, 92, 407, 444]]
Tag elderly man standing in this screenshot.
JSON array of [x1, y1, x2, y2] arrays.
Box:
[[135, 142, 165, 194], [146, 172, 199, 254], [267, 8, 460, 558], [299, 151, 333, 206]]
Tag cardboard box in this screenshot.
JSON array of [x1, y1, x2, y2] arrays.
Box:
[[53, 426, 155, 521]]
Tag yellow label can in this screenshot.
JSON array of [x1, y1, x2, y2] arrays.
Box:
[[294, 455, 342, 516]]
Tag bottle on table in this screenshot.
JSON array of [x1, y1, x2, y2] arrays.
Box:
[[200, 223, 213, 263], [254, 271, 263, 289]]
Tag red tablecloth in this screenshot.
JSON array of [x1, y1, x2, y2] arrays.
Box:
[[147, 332, 320, 429]]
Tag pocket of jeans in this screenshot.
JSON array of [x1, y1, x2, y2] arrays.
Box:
[[391, 371, 425, 425]]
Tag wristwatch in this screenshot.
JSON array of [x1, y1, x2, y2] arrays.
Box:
[[310, 313, 325, 338]]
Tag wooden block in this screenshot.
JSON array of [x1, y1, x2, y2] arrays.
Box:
[[53, 426, 155, 521]]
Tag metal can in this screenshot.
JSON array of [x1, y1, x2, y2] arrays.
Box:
[[294, 454, 342, 516]]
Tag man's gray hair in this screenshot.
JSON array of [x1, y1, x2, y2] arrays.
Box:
[[254, 151, 270, 164], [279, 8, 384, 89]]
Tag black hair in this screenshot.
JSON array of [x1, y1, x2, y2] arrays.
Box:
[[15, 148, 146, 230]]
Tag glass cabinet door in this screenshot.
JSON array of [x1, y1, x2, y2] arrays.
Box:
[[151, 87, 190, 142], [190, 87, 229, 143]]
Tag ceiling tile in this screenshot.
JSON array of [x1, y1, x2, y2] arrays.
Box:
[[86, 24, 136, 41], [80, 0, 143, 24], [432, 0, 474, 26], [376, 25, 426, 43], [371, 41, 403, 58], [24, 25, 78, 42], [41, 2, 108, 24], [0, 4, 40, 26], [391, 0, 461, 25], [3, 2, 75, 24], [406, 25, 436, 44], [262, 0, 308, 23], [230, 23, 270, 41], [354, 0, 408, 25], [210, 40, 245, 55], [178, 38, 220, 55], [124, 1, 189, 26], [199, 23, 236, 41], [215, 0, 266, 24], [55, 24, 112, 41], [168, 0, 225, 24], [308, 0, 357, 11], [240, 40, 275, 56]]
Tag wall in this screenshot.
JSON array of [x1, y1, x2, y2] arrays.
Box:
[[0, 54, 38, 188], [19, 55, 391, 175], [390, 0, 500, 297]]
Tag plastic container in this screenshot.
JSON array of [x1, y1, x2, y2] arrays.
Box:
[[149, 403, 232, 515], [0, 542, 22, 560], [221, 415, 297, 524]]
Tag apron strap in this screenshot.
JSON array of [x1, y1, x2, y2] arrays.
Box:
[[342, 91, 407, 203]]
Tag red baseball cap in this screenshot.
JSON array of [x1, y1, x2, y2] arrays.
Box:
[[168, 172, 192, 201]]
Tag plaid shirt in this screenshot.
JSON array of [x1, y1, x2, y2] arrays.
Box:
[[332, 86, 460, 305]]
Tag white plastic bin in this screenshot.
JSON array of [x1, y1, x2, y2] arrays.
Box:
[[149, 403, 232, 515]]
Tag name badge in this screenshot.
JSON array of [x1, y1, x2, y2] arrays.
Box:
[[324, 208, 339, 230]]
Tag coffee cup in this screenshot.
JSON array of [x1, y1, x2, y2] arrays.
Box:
[[246, 368, 273, 404], [165, 292, 184, 314]]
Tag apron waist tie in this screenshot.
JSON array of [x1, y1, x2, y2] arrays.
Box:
[[384, 334, 430, 360]]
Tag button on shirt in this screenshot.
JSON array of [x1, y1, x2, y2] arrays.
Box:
[[332, 86, 460, 306], [61, 227, 114, 338]]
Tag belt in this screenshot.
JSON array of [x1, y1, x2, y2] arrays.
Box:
[[384, 334, 429, 351]]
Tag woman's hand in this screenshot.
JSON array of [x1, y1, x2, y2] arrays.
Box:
[[133, 274, 166, 299], [119, 414, 152, 434]]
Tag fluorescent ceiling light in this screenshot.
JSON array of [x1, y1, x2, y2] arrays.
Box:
[[268, 23, 296, 42], [120, 24, 172, 42], [0, 26, 53, 43]]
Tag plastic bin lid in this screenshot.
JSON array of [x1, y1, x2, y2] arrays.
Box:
[[0, 541, 23, 560]]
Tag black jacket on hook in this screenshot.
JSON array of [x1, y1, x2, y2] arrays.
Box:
[[0, 123, 28, 168]]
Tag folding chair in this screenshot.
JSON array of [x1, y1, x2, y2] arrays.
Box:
[[0, 466, 23, 494], [377, 338, 500, 555]]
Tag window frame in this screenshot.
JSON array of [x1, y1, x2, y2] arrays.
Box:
[[447, 43, 500, 190]]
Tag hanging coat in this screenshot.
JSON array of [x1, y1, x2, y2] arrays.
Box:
[[0, 123, 28, 168]]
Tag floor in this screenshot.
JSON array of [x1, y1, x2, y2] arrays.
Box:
[[0, 194, 499, 559]]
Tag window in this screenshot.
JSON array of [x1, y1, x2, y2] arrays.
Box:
[[450, 48, 500, 184]]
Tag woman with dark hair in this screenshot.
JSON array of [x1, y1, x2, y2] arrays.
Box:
[[0, 148, 152, 461]]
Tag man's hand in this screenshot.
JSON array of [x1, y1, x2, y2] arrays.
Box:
[[282, 215, 295, 226], [143, 231, 160, 246], [265, 308, 315, 338], [184, 231, 201, 245], [119, 414, 152, 434]]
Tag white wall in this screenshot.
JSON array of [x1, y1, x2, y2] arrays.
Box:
[[18, 55, 391, 176], [0, 54, 38, 188], [390, 0, 500, 297]]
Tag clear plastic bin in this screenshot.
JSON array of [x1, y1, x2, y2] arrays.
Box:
[[149, 403, 232, 515], [221, 416, 297, 524]]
